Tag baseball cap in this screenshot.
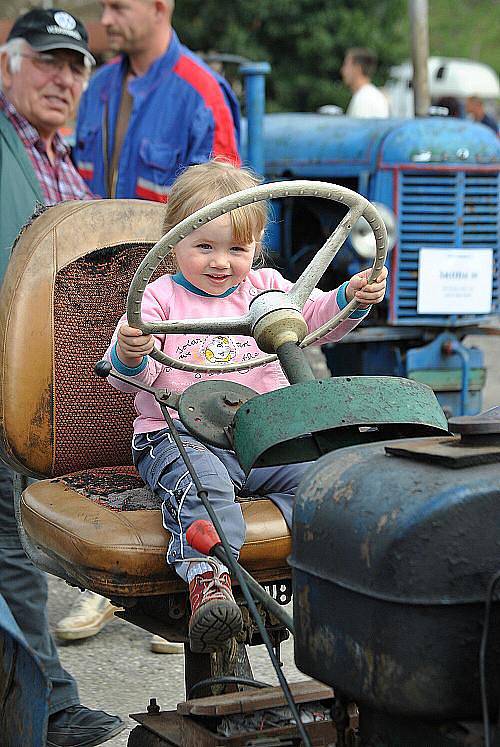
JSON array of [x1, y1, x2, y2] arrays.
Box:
[[7, 8, 96, 66]]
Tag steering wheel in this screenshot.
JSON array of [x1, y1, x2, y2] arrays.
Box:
[[127, 181, 387, 373]]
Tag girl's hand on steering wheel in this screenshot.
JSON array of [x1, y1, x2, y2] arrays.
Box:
[[116, 324, 155, 367], [346, 266, 388, 309]]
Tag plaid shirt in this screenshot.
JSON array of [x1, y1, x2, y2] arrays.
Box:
[[0, 91, 93, 204]]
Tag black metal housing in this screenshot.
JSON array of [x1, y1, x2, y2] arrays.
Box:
[[291, 435, 500, 720]]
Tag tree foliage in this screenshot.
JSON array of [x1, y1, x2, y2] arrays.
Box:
[[425, 0, 500, 73], [173, 0, 407, 112]]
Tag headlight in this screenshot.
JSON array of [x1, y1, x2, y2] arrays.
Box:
[[351, 202, 397, 259]]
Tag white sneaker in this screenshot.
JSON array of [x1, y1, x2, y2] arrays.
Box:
[[150, 634, 184, 654], [54, 591, 121, 641]]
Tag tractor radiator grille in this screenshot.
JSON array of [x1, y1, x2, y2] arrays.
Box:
[[394, 170, 499, 324]]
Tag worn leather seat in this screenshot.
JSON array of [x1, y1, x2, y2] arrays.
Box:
[[0, 200, 291, 598], [21, 472, 291, 596]]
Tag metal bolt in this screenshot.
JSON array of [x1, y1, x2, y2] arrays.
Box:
[[148, 698, 160, 713]]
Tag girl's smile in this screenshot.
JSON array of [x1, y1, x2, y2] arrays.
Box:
[[174, 213, 257, 296]]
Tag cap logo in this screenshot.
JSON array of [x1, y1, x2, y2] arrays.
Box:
[[53, 11, 77, 30]]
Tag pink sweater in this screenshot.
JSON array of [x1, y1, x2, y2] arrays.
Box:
[[104, 268, 368, 434]]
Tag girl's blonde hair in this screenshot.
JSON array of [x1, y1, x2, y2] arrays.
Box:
[[163, 159, 268, 252]]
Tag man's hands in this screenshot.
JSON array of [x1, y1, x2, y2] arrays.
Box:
[[345, 266, 388, 308], [116, 324, 154, 367]]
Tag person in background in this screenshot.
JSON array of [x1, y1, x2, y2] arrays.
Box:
[[61, 0, 240, 656], [0, 9, 126, 745], [466, 95, 498, 134], [73, 0, 240, 202], [0, 9, 94, 268], [341, 47, 389, 118]]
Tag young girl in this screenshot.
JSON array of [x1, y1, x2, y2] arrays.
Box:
[[104, 159, 387, 653]]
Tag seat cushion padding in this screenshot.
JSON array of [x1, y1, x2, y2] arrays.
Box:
[[0, 200, 168, 477], [21, 475, 292, 596]]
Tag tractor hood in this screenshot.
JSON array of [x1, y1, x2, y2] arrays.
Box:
[[252, 114, 500, 178]]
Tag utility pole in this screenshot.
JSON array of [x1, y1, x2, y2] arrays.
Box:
[[409, 0, 430, 116]]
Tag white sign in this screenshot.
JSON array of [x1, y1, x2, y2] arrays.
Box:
[[417, 248, 493, 314]]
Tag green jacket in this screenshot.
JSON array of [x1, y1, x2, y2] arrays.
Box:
[[0, 110, 45, 284]]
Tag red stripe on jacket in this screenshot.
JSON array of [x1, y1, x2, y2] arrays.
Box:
[[77, 166, 94, 181], [173, 55, 240, 165], [136, 184, 168, 202]]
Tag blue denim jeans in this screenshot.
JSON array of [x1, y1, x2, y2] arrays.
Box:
[[0, 464, 79, 715], [133, 421, 310, 572]]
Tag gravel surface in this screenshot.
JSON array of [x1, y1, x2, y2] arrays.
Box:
[[46, 333, 499, 745]]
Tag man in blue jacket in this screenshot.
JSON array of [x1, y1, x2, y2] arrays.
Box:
[[73, 0, 240, 201]]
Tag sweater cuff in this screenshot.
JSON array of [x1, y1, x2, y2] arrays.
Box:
[[337, 281, 371, 319], [111, 342, 148, 375]]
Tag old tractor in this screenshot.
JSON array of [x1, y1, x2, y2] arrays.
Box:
[[240, 64, 500, 417], [0, 181, 499, 746]]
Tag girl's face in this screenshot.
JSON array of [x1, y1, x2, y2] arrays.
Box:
[[174, 213, 257, 295]]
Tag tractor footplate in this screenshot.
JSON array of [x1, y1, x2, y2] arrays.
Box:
[[130, 680, 344, 745]]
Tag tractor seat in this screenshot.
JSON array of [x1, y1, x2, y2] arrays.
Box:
[[0, 201, 291, 599], [21, 466, 291, 596]]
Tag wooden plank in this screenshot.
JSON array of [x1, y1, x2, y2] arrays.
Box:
[[177, 679, 334, 716]]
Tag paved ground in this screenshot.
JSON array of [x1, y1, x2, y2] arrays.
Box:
[[47, 333, 499, 745], [47, 585, 302, 745]]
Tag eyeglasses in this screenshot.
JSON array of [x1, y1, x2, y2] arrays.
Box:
[[20, 52, 89, 83]]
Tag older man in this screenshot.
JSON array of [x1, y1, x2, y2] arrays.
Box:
[[0, 8, 126, 746]]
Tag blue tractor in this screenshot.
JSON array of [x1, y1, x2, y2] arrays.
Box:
[[242, 90, 500, 417]]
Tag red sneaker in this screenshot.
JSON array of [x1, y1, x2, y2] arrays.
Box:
[[188, 569, 243, 653]]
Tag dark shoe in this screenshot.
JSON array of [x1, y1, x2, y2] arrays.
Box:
[[188, 569, 243, 653], [46, 705, 126, 747]]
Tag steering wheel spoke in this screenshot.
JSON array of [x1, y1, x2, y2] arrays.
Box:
[[126, 180, 388, 373], [289, 202, 367, 309], [140, 314, 253, 337]]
